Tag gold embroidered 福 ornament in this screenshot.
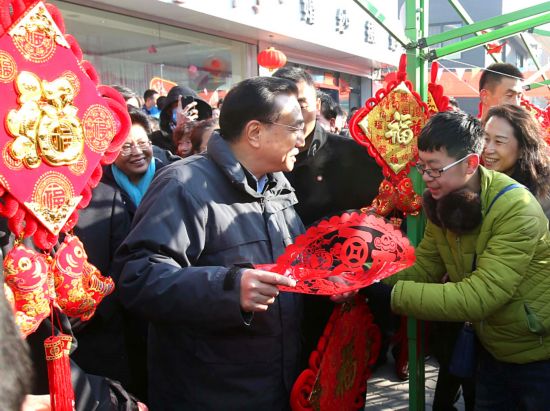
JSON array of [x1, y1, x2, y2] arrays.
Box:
[[350, 54, 428, 218], [0, 2, 130, 409]]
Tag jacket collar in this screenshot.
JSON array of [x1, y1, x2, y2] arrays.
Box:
[[304, 123, 328, 158]]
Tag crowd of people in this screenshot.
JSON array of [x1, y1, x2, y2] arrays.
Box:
[[2, 62, 550, 411]]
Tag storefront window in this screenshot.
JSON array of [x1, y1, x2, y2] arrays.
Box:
[[52, 1, 251, 103]]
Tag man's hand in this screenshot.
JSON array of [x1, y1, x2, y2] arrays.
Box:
[[21, 395, 51, 411], [240, 269, 296, 312], [327, 275, 358, 303], [330, 290, 358, 303]]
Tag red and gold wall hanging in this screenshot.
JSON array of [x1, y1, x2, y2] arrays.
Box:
[[290, 295, 381, 411], [0, 2, 130, 408], [349, 55, 428, 218]]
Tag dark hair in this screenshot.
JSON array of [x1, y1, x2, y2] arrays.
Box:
[[318, 91, 343, 121], [143, 89, 158, 101], [484, 104, 550, 199], [112, 85, 137, 102], [219, 76, 298, 142], [479, 63, 523, 92], [273, 66, 316, 88], [0, 279, 32, 410], [156, 96, 167, 110], [128, 105, 152, 135], [419, 111, 484, 158], [189, 119, 217, 154]]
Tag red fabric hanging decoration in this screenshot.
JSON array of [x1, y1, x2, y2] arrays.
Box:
[[290, 295, 381, 410], [45, 333, 75, 410], [349, 54, 428, 218], [0, 0, 126, 334], [427, 61, 450, 115], [0, 2, 129, 408], [257, 212, 415, 295]]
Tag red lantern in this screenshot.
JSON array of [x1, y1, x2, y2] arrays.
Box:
[[257, 46, 287, 71]]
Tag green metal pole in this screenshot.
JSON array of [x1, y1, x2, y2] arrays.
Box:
[[428, 11, 550, 60], [405, 0, 427, 410], [532, 28, 550, 37], [447, 0, 499, 63], [524, 78, 550, 90], [420, 2, 550, 47]]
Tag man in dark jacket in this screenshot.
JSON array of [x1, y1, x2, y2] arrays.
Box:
[[272, 67, 390, 369], [115, 76, 306, 410], [272, 67, 383, 225]]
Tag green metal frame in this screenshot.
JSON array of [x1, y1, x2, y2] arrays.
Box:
[[519, 33, 550, 91], [447, 0, 500, 63], [525, 79, 550, 91], [351, 0, 550, 409], [405, 1, 427, 409], [531, 28, 550, 37], [420, 2, 550, 47], [427, 12, 550, 60]]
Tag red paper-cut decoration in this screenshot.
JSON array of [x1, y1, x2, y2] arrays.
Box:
[[290, 295, 381, 410], [257, 212, 415, 295]]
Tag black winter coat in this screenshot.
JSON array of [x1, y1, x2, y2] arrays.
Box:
[[71, 147, 180, 401], [115, 133, 304, 410], [286, 123, 384, 226]]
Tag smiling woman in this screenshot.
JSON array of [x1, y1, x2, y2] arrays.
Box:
[[482, 104, 550, 204]]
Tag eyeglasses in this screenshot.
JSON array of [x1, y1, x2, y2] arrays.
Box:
[[120, 140, 152, 157], [415, 154, 472, 178], [264, 121, 305, 135]]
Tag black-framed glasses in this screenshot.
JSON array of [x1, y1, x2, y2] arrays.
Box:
[[120, 140, 152, 157], [415, 154, 472, 178], [264, 121, 305, 135]]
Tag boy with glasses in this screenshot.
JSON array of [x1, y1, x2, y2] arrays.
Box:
[[388, 110, 550, 410]]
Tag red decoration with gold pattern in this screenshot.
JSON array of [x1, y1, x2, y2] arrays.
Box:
[[52, 235, 114, 321], [366, 177, 422, 217], [349, 54, 428, 184], [290, 295, 381, 411], [3, 243, 52, 336], [0, 1, 130, 249], [0, 0, 126, 341], [256, 212, 415, 295]]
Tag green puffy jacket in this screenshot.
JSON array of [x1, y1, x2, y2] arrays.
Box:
[[390, 167, 550, 363]]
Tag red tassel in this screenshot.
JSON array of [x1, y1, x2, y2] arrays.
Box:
[[44, 334, 75, 411]]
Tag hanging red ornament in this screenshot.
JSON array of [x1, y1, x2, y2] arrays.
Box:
[[257, 46, 287, 71], [427, 61, 450, 115], [290, 295, 381, 411]]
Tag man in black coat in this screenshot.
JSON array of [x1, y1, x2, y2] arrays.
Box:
[[273, 67, 390, 369]]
